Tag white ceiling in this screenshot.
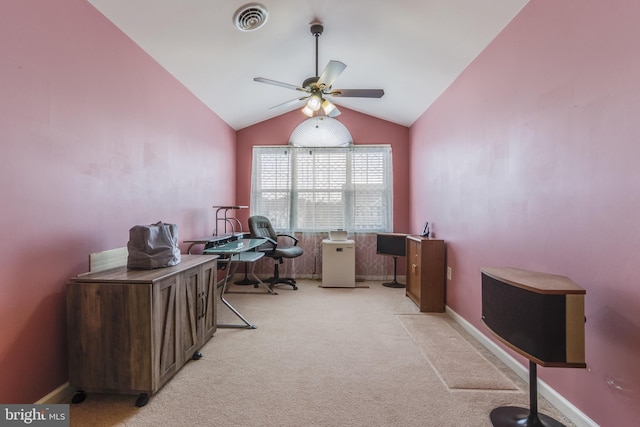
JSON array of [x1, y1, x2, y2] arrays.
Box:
[[88, 0, 528, 130]]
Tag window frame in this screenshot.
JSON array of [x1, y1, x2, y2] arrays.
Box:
[[251, 145, 393, 233]]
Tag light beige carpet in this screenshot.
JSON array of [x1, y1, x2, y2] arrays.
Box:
[[397, 314, 518, 391], [68, 279, 574, 427]]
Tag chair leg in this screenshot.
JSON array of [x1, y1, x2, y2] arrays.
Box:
[[267, 261, 298, 290]]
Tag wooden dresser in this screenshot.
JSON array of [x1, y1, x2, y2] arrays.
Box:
[[405, 236, 445, 312], [66, 255, 217, 406]]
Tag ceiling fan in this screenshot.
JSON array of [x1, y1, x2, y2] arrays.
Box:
[[253, 22, 384, 118]]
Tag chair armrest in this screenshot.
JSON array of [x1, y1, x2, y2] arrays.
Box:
[[277, 234, 299, 246], [259, 237, 278, 254], [263, 237, 278, 246]]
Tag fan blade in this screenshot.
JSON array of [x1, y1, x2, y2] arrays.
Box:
[[254, 77, 304, 92], [317, 60, 347, 89], [329, 89, 385, 98], [269, 96, 308, 110]]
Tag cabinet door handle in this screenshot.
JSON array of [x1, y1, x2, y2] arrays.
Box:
[[412, 263, 417, 273], [200, 292, 207, 320]]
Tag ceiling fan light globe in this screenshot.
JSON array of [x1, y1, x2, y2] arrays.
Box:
[[301, 105, 314, 117], [307, 95, 322, 111], [321, 99, 336, 115]]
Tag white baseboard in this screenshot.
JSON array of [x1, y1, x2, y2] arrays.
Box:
[[35, 382, 74, 404], [446, 307, 599, 427]]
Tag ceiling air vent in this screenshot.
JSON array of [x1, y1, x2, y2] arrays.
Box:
[[233, 4, 269, 32]]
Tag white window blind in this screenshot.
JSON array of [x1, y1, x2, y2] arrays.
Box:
[[251, 145, 393, 232]]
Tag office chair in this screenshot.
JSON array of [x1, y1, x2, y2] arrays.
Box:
[[248, 215, 303, 290]]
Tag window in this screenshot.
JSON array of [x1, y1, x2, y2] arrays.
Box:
[[251, 145, 393, 232]]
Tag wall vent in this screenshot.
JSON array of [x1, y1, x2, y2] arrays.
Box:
[[233, 4, 269, 32]]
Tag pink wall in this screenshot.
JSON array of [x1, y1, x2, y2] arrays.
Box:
[[409, 0, 640, 425], [235, 109, 411, 280], [0, 0, 235, 403], [236, 107, 411, 232]]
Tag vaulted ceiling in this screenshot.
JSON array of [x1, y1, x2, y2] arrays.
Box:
[[88, 0, 529, 130]]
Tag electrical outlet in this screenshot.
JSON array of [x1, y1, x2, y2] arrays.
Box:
[[447, 267, 452, 281]]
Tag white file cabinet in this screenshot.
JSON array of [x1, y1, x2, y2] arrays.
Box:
[[321, 239, 355, 287]]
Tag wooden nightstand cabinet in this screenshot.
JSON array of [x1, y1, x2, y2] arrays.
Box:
[[405, 236, 445, 312]]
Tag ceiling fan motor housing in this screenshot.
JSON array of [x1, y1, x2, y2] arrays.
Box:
[[310, 23, 324, 36], [303, 76, 320, 89]]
